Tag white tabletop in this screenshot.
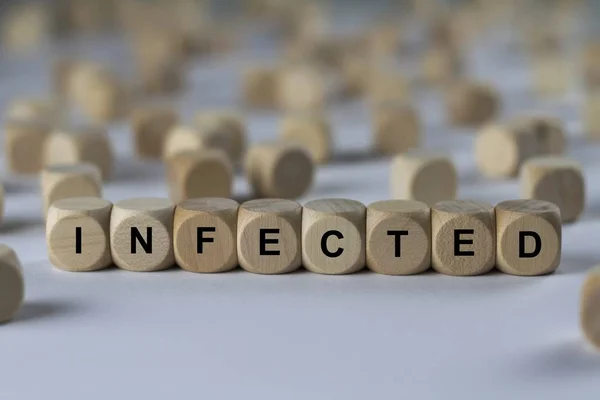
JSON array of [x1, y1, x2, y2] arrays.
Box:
[[1, 11, 599, 400]]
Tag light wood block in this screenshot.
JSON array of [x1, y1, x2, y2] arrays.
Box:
[[583, 44, 600, 89], [278, 64, 328, 112], [195, 111, 247, 164], [581, 267, 600, 351], [475, 117, 566, 179], [46, 197, 113, 272], [446, 81, 500, 127], [531, 54, 570, 98], [166, 150, 233, 203], [238, 199, 302, 274], [163, 125, 205, 160], [41, 163, 102, 217], [584, 91, 600, 140], [0, 245, 24, 323], [391, 151, 457, 206], [68, 63, 128, 123], [6, 99, 63, 127], [302, 198, 366, 275], [495, 200, 561, 276], [367, 69, 409, 105], [44, 124, 114, 181], [366, 200, 431, 275], [372, 102, 420, 155], [279, 112, 331, 164], [421, 46, 462, 86], [174, 198, 239, 273], [131, 106, 178, 160], [1, 2, 50, 53], [512, 116, 566, 155], [4, 118, 51, 174], [242, 66, 279, 109], [431, 200, 496, 276], [245, 142, 315, 199], [520, 156, 585, 223], [110, 198, 175, 272]]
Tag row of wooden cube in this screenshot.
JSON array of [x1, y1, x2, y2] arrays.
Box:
[[47, 197, 561, 277]]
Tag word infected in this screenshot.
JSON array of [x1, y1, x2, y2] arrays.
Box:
[[46, 197, 562, 276]]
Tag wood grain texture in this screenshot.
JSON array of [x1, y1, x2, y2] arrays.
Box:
[[238, 199, 302, 274], [367, 200, 431, 275], [373, 101, 420, 156], [46, 197, 113, 272], [195, 111, 247, 164], [0, 244, 24, 323], [131, 106, 178, 160], [43, 124, 114, 181], [174, 198, 239, 273], [110, 198, 175, 272], [581, 267, 600, 351], [280, 112, 332, 164], [166, 150, 233, 203], [432, 200, 495, 276], [302, 198, 366, 275], [41, 163, 103, 217], [445, 81, 499, 127], [520, 156, 585, 223], [4, 118, 51, 174], [391, 150, 457, 206], [495, 200, 561, 276], [245, 141, 314, 199]]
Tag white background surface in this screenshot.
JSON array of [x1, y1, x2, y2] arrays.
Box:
[[1, 8, 600, 399]]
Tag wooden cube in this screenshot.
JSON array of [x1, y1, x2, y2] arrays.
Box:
[[584, 91, 600, 140], [68, 63, 128, 123], [110, 198, 175, 272], [495, 200, 561, 276], [391, 151, 457, 206], [44, 124, 114, 181], [242, 67, 279, 109], [366, 200, 431, 275], [512, 116, 566, 155], [1, 2, 50, 53], [195, 111, 247, 164], [278, 64, 327, 112], [581, 267, 600, 350], [163, 125, 205, 160], [0, 245, 24, 323], [238, 199, 302, 274], [421, 45, 462, 86], [166, 150, 233, 203], [520, 156, 585, 223], [431, 200, 496, 276], [279, 112, 332, 164], [372, 102, 420, 155], [6, 99, 64, 127], [446, 81, 500, 127], [531, 54, 570, 98], [4, 118, 51, 174], [131, 106, 178, 160], [245, 142, 314, 199], [302, 198, 366, 275], [475, 117, 566, 179], [173, 198, 239, 273], [46, 197, 113, 272], [41, 163, 102, 217], [367, 69, 410, 105]]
